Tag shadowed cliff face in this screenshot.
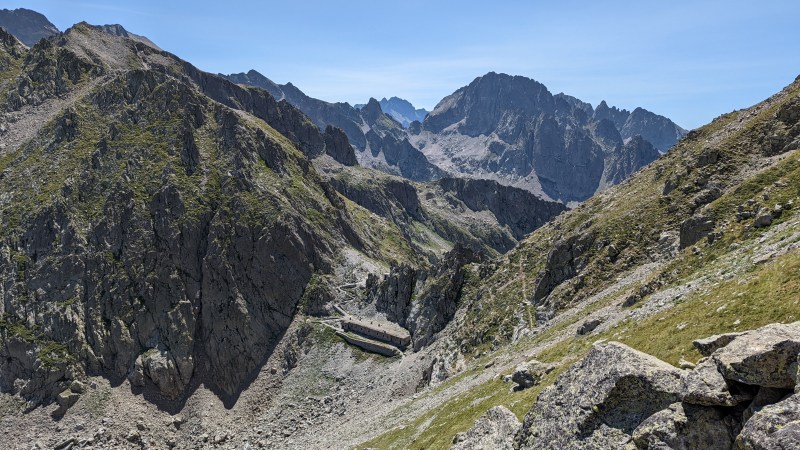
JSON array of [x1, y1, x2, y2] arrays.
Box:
[[437, 178, 567, 240], [0, 25, 356, 403]]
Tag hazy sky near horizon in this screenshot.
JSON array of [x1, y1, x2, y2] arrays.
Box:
[[9, 1, 800, 129]]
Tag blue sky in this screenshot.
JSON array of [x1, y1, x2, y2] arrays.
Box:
[[8, 1, 800, 129]]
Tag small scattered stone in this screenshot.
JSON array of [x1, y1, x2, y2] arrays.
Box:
[[511, 360, 555, 390], [172, 415, 186, 428], [53, 438, 75, 450], [577, 318, 602, 335], [678, 358, 696, 370], [125, 430, 141, 443]]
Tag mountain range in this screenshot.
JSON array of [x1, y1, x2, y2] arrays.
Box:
[[0, 9, 798, 450], [227, 70, 686, 203]]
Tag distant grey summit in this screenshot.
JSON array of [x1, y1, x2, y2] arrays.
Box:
[[357, 97, 429, 128], [0, 7, 59, 46], [409, 71, 688, 202], [594, 100, 687, 152]]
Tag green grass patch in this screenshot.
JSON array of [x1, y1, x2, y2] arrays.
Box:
[[609, 249, 800, 365], [358, 365, 564, 450]]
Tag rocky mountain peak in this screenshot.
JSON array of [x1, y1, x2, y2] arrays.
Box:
[[424, 71, 554, 136], [361, 97, 384, 123], [621, 106, 687, 152], [593, 99, 629, 129], [225, 69, 285, 99], [0, 7, 59, 47], [411, 72, 685, 202], [0, 25, 25, 54], [91, 23, 161, 50]]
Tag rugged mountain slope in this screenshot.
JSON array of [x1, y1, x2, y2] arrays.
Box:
[[409, 72, 687, 202], [358, 75, 800, 449], [0, 22, 571, 448], [0, 18, 567, 415], [355, 96, 428, 128], [0, 24, 372, 403], [0, 8, 59, 47], [1, 9, 796, 450], [225, 70, 443, 181], [317, 159, 566, 255]]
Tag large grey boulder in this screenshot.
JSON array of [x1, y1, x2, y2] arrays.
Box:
[[632, 402, 735, 450], [712, 322, 800, 389], [682, 358, 738, 406], [693, 332, 745, 357], [679, 215, 715, 249], [736, 393, 800, 449], [516, 342, 683, 449], [140, 347, 192, 399], [451, 406, 520, 450], [743, 387, 792, 423], [53, 389, 80, 416]]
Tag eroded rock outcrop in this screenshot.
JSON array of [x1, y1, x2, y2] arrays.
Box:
[[323, 125, 358, 166], [0, 25, 349, 405], [451, 406, 520, 450], [531, 230, 595, 303]]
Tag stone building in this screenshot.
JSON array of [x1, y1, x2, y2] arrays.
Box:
[[341, 316, 411, 349]]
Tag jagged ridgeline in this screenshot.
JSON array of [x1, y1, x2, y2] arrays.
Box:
[[0, 23, 367, 402]]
